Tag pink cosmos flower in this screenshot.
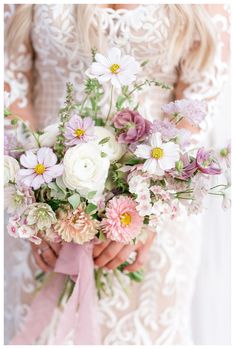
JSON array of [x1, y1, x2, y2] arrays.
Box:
[[101, 196, 143, 243], [162, 99, 207, 125], [19, 147, 63, 190], [196, 147, 221, 175], [113, 109, 152, 144], [64, 113, 95, 146]]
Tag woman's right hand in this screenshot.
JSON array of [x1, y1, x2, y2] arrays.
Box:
[[31, 237, 62, 272]]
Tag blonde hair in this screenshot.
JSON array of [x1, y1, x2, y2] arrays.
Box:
[[6, 4, 217, 73]]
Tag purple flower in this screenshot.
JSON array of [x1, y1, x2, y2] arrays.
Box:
[[152, 119, 177, 140], [162, 99, 207, 125], [196, 147, 222, 175], [113, 109, 152, 144], [64, 113, 95, 146], [168, 153, 197, 180], [19, 148, 64, 190], [153, 119, 191, 149]]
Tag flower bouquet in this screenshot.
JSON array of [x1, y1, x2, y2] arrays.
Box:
[[4, 48, 231, 302]]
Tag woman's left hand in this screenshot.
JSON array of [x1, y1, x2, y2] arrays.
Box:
[[93, 230, 156, 272]]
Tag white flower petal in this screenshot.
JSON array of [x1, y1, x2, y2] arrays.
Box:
[[118, 71, 136, 85], [20, 151, 37, 168], [143, 158, 157, 174], [97, 73, 112, 83], [95, 53, 110, 67], [108, 47, 121, 64], [110, 75, 122, 89], [90, 62, 108, 75], [158, 157, 176, 170], [135, 145, 151, 159], [149, 132, 162, 148]]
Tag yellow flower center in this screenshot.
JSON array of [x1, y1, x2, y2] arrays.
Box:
[[151, 147, 164, 159], [75, 128, 85, 138], [34, 163, 46, 175], [120, 212, 132, 226], [110, 63, 120, 74]]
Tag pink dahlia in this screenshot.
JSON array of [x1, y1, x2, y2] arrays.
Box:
[[53, 203, 99, 244], [113, 109, 152, 144], [64, 112, 95, 146], [101, 196, 143, 243], [19, 148, 63, 190]]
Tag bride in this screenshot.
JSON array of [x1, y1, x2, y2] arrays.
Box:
[[4, 3, 229, 345]]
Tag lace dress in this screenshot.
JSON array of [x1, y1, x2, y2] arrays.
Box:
[[4, 4, 229, 345]]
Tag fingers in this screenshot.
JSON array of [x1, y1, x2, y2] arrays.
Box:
[[49, 241, 62, 256], [105, 244, 135, 270], [41, 247, 58, 269], [124, 231, 156, 272], [31, 243, 51, 272], [124, 248, 148, 272], [93, 239, 111, 258], [94, 241, 124, 268]]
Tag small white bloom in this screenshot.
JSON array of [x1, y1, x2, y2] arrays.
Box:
[[89, 47, 140, 89], [94, 126, 126, 162], [4, 156, 20, 185], [63, 142, 110, 198], [39, 124, 60, 147], [134, 132, 180, 176], [18, 225, 35, 239], [136, 202, 152, 216]]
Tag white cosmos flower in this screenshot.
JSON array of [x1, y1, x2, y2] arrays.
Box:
[[89, 47, 140, 89], [134, 132, 180, 176]]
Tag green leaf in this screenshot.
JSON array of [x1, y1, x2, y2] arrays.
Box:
[[85, 203, 97, 214], [98, 137, 110, 145], [140, 60, 149, 67], [87, 191, 97, 200], [101, 152, 107, 158], [4, 108, 11, 117], [98, 231, 106, 241], [125, 158, 143, 166], [68, 193, 81, 209], [11, 118, 18, 126]]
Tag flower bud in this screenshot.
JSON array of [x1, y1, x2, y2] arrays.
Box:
[[175, 160, 184, 172]]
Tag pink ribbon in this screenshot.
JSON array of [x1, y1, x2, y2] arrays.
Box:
[[11, 242, 101, 345]]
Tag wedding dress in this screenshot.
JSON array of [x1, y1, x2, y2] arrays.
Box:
[[4, 4, 230, 345]]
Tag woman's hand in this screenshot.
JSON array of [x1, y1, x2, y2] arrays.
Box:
[[31, 237, 62, 272], [93, 230, 156, 272]]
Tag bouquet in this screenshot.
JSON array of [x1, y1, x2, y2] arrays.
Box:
[[4, 48, 231, 299]]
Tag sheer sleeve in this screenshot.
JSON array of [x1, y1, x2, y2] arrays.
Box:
[[4, 4, 35, 124], [177, 4, 230, 141]]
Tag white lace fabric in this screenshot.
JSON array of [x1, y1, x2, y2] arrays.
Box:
[[4, 4, 229, 345]]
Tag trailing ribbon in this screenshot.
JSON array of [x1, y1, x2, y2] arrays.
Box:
[[11, 242, 101, 345]]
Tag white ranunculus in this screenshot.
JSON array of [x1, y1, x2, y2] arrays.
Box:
[[94, 126, 126, 162], [39, 124, 59, 147], [63, 143, 110, 198], [4, 156, 20, 185]]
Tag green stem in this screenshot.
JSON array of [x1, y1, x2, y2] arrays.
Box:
[[105, 85, 113, 125], [80, 95, 89, 114]]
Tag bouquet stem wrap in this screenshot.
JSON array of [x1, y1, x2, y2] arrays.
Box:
[[11, 242, 101, 345]]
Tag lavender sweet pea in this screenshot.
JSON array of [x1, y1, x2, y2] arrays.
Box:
[[162, 99, 207, 126], [64, 113, 95, 146], [113, 109, 152, 144], [196, 147, 222, 175]]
